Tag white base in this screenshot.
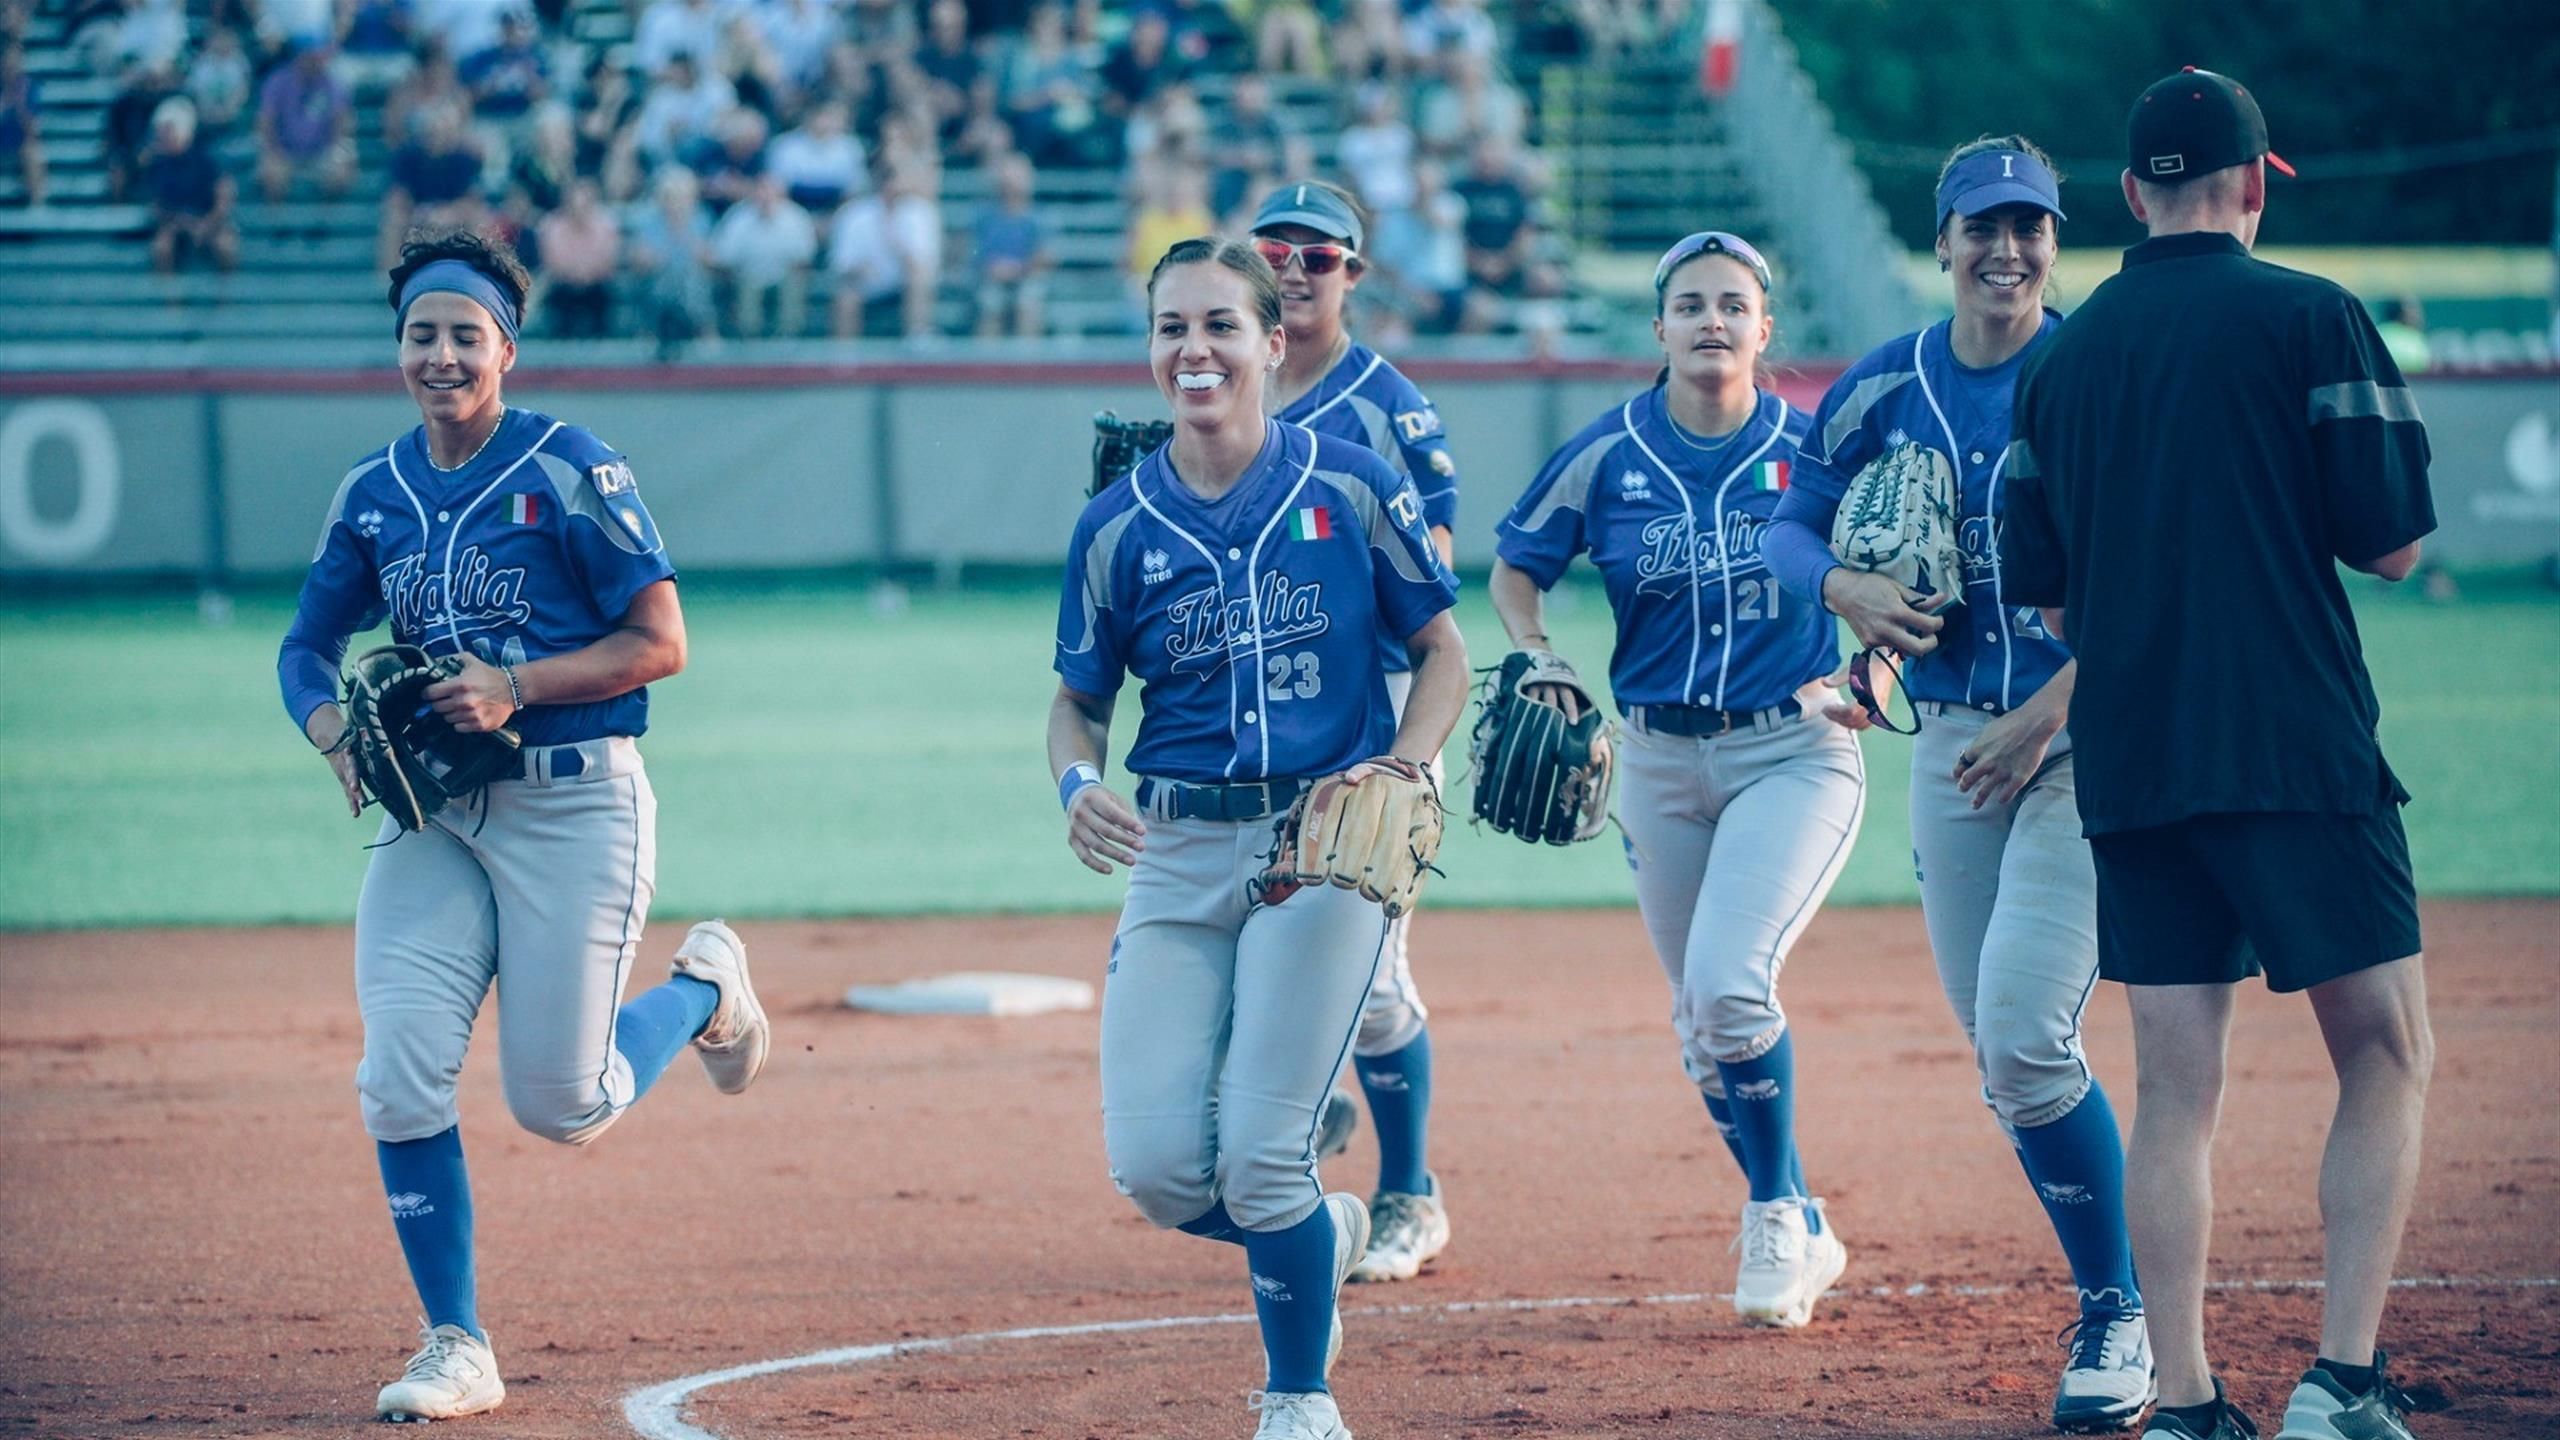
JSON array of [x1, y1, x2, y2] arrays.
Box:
[[843, 971, 1096, 1017]]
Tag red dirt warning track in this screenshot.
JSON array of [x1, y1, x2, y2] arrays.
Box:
[[4, 902, 2554, 1438]]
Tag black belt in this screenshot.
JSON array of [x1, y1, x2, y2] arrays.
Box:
[[1626, 697, 1801, 738], [1135, 776, 1307, 822]]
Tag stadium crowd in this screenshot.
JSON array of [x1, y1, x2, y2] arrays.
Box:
[[5, 0, 1700, 347]]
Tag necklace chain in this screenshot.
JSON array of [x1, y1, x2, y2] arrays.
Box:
[[427, 406, 507, 472]]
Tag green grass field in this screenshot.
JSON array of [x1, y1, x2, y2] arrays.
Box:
[[2, 574, 2553, 930]]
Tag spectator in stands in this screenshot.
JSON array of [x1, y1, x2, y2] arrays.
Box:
[[0, 39, 44, 207], [1250, 0, 1326, 77], [2378, 295, 2433, 374], [1452, 135, 1563, 332], [869, 104, 939, 190], [1209, 73, 1303, 221], [1331, 0, 1407, 82], [183, 25, 253, 140], [845, 0, 919, 59], [103, 56, 180, 201], [768, 99, 864, 213], [143, 96, 236, 273], [914, 0, 983, 146], [753, 0, 839, 100], [632, 50, 734, 167], [713, 10, 790, 122], [337, 0, 420, 94], [534, 176, 618, 337], [1154, 0, 1242, 64], [412, 0, 522, 70], [1098, 9, 1183, 137], [710, 173, 817, 338], [78, 0, 185, 78], [972, 151, 1049, 337], [827, 161, 943, 339], [1417, 49, 1524, 157], [686, 106, 768, 216], [635, 0, 722, 77], [460, 8, 548, 162], [257, 39, 357, 202], [1125, 153, 1211, 291], [998, 2, 1101, 168], [1336, 80, 1415, 213], [380, 100, 484, 266], [627, 164, 719, 349], [1402, 0, 1496, 77], [575, 53, 642, 194], [1370, 156, 1470, 334], [252, 0, 333, 56], [1124, 79, 1205, 173], [503, 101, 576, 227], [383, 38, 466, 149]]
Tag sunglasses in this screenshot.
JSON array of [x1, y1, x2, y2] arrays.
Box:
[[1847, 648, 1922, 736], [1653, 230, 1773, 295], [1253, 237, 1359, 276]]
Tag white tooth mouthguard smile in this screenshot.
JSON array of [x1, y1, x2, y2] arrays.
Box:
[[1176, 373, 1224, 391]]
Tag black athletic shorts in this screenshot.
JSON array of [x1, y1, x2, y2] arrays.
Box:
[[2090, 798, 2422, 993]]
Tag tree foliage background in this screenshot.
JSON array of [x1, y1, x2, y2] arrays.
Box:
[[1777, 0, 2560, 251]]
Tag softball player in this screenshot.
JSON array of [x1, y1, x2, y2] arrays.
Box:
[[1761, 139, 2154, 1431], [276, 230, 770, 1423], [1249, 180, 1461, 1284], [1490, 231, 1861, 1330], [1048, 237, 1466, 1440]]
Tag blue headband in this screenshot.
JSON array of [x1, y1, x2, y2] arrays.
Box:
[[1935, 150, 2065, 233], [394, 259, 521, 342]]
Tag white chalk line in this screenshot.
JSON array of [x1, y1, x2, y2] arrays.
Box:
[[621, 1274, 2559, 1440]]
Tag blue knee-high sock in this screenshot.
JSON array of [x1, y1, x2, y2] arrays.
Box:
[[1713, 1032, 1810, 1214], [2012, 1081, 2141, 1312], [1702, 1090, 1806, 1198], [1179, 1200, 1247, 1247], [376, 1127, 479, 1340], [1355, 1028, 1432, 1196], [614, 975, 721, 1102], [1242, 1204, 1340, 1394]]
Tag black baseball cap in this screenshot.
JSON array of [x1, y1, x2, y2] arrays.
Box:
[[2127, 67, 2294, 182]]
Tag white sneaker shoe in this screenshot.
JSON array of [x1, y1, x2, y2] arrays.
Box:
[[2054, 1308, 2157, 1432], [1348, 1174, 1450, 1284], [376, 1323, 503, 1422], [1321, 1190, 1369, 1379], [1249, 1388, 1352, 1439], [1732, 1196, 1847, 1328], [2273, 1352, 2421, 1440], [672, 919, 768, 1094]]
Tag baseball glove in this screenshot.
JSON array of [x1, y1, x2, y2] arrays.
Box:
[[1091, 411, 1173, 498], [1467, 649, 1614, 845], [338, 645, 522, 832], [1258, 757, 1445, 919], [1830, 439, 1965, 598]]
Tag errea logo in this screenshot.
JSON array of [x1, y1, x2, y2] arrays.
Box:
[[2039, 1182, 2094, 1205], [356, 508, 385, 538], [1251, 1273, 1292, 1301], [388, 1192, 435, 1218], [1619, 470, 1652, 500], [1141, 548, 1172, 584]]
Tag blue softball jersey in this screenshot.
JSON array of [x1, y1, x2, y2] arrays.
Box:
[[278, 408, 678, 746], [1272, 342, 1460, 676], [1495, 387, 1834, 712], [1055, 419, 1458, 784], [1763, 315, 2071, 713]]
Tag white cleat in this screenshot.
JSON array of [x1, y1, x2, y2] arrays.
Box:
[[2054, 1308, 2157, 1432], [375, 1323, 503, 1423], [1732, 1196, 1847, 1329], [672, 919, 769, 1094], [1321, 1190, 1369, 1379], [1249, 1388, 1352, 1439], [1348, 1174, 1449, 1284]]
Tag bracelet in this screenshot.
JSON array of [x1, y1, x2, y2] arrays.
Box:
[[501, 664, 524, 713], [1058, 762, 1101, 813]]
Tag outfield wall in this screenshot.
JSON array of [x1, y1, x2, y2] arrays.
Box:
[[1, 363, 2554, 581]]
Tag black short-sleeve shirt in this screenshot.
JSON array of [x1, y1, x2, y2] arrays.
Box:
[[2001, 230, 2435, 834]]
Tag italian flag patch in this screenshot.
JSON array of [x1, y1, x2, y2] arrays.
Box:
[[1288, 506, 1333, 540], [508, 493, 541, 525], [1754, 460, 1790, 491]]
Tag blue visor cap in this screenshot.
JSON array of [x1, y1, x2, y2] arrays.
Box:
[[1935, 150, 2065, 232], [1249, 182, 1364, 253]]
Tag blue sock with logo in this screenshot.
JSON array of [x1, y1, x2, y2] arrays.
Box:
[[1179, 1199, 1247, 1247], [376, 1126, 479, 1340], [1355, 1029, 1432, 1197], [1713, 1032, 1811, 1215], [1243, 1203, 1340, 1394], [614, 975, 721, 1101], [2012, 1082, 2141, 1312], [1702, 1089, 1807, 1199]]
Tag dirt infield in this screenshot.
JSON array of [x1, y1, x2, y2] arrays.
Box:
[[4, 902, 2554, 1439]]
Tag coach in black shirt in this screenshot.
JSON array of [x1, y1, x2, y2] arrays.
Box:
[[2002, 69, 2435, 1440]]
